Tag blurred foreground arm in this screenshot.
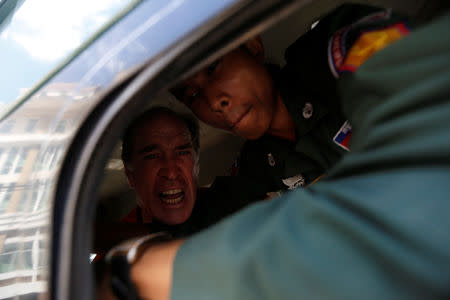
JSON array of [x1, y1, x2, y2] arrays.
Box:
[[130, 239, 184, 300]]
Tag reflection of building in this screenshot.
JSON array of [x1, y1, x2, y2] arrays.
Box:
[[0, 82, 98, 298]]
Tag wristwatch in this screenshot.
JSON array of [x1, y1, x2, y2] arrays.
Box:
[[105, 232, 172, 300]]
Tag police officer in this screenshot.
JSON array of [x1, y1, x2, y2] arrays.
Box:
[[173, 4, 402, 198]]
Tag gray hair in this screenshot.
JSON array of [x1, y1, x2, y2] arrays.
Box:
[[121, 106, 200, 170]]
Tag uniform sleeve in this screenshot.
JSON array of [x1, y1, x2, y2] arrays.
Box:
[[171, 12, 450, 300], [281, 3, 385, 114]]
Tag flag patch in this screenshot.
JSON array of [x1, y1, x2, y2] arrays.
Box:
[[333, 120, 352, 151]]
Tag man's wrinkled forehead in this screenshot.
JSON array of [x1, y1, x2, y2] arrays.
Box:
[[146, 130, 192, 143], [134, 116, 193, 145]]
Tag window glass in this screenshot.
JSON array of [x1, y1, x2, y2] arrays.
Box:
[[25, 119, 38, 133], [1, 147, 18, 174], [0, 119, 15, 133], [31, 181, 47, 211], [18, 186, 30, 212], [0, 0, 135, 109], [36, 181, 51, 211], [0, 183, 15, 212], [49, 146, 62, 170], [14, 147, 30, 173], [0, 243, 19, 273], [55, 120, 66, 133]]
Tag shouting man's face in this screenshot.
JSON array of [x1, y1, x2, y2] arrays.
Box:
[[125, 112, 197, 225]]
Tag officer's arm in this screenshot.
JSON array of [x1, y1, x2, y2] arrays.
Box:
[[130, 239, 184, 300]]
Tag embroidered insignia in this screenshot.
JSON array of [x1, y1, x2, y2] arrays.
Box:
[[267, 153, 276, 167], [282, 174, 305, 190], [302, 102, 313, 119], [327, 10, 403, 78], [328, 25, 350, 78], [333, 120, 352, 151], [341, 22, 409, 72]]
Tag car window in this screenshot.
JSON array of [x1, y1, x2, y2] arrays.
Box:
[[0, 0, 139, 116]]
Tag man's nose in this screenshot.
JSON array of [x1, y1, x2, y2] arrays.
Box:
[[159, 156, 180, 180], [204, 84, 231, 113]]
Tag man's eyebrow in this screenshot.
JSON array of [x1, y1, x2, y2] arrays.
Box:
[[138, 144, 157, 154], [175, 143, 193, 150]]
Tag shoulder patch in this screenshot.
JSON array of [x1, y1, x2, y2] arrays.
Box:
[[340, 22, 410, 73], [328, 25, 351, 78], [328, 10, 410, 78], [333, 120, 352, 151]]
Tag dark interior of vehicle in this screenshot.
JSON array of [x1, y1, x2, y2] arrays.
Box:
[[94, 0, 441, 224], [70, 0, 448, 298]]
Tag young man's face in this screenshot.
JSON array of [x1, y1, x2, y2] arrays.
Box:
[[125, 113, 197, 225], [175, 38, 276, 140]]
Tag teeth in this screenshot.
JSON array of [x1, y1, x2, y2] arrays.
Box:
[[162, 195, 183, 204], [159, 189, 184, 205], [161, 189, 183, 195]]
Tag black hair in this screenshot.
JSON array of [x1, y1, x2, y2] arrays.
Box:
[[121, 106, 199, 164]]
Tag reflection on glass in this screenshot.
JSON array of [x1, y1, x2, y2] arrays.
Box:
[[14, 147, 29, 173], [0, 183, 15, 213], [55, 120, 66, 133], [1, 147, 18, 174], [0, 120, 15, 133], [0, 0, 136, 108], [25, 119, 38, 133]]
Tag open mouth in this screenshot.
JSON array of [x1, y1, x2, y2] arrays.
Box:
[[159, 189, 184, 205]]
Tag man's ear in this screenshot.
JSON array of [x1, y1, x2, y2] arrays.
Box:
[[244, 36, 265, 62], [124, 165, 135, 189]]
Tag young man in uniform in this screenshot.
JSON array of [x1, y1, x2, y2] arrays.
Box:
[[173, 4, 394, 198], [106, 4, 450, 300]]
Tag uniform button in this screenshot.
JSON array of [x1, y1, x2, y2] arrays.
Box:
[[302, 102, 313, 119], [267, 153, 276, 167]]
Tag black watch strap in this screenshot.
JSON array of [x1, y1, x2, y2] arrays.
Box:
[[110, 255, 141, 300], [106, 232, 172, 300]]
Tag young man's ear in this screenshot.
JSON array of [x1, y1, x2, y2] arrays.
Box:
[[244, 36, 265, 62], [124, 165, 136, 189]]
